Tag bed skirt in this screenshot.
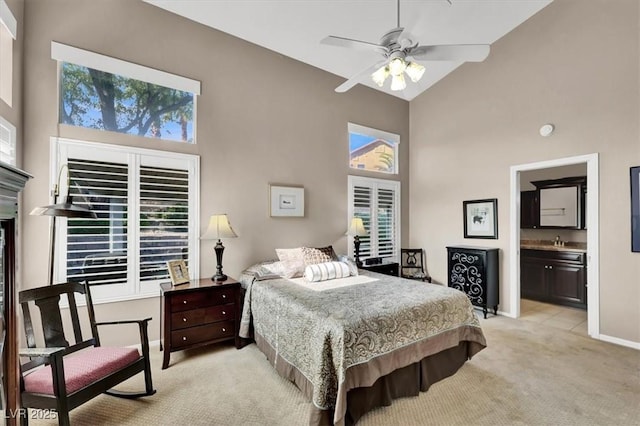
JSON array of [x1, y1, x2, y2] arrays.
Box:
[[254, 331, 483, 426]]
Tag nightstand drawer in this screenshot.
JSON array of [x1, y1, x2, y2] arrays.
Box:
[[170, 287, 235, 312], [171, 303, 235, 330], [171, 320, 235, 349]]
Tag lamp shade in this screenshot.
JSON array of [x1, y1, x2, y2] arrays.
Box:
[[346, 217, 368, 237], [30, 195, 96, 218], [201, 214, 238, 240]]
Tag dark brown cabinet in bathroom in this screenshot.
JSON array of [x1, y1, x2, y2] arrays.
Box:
[[521, 249, 586, 309]]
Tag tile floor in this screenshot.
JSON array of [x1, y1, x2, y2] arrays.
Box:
[[520, 298, 588, 336]]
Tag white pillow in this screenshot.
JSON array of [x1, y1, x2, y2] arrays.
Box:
[[274, 247, 306, 278], [304, 261, 351, 282], [337, 255, 359, 276], [264, 260, 305, 279]]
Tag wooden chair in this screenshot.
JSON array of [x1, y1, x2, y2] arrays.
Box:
[[400, 248, 432, 282], [18, 282, 156, 425]]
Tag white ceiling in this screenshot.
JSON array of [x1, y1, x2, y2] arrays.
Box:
[[144, 0, 553, 101]]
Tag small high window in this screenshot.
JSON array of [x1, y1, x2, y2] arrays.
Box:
[[348, 123, 399, 174]]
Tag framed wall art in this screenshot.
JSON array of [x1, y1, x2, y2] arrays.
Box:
[[270, 184, 304, 217], [631, 166, 639, 252], [463, 198, 498, 239], [166, 259, 190, 285]]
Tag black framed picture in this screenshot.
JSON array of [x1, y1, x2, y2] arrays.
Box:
[[631, 166, 640, 252], [464, 198, 498, 239]]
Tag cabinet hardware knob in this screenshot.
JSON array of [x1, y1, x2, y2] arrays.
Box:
[[222, 295, 226, 299], [222, 328, 226, 332], [182, 337, 187, 341], [549, 266, 553, 269], [183, 318, 187, 322], [183, 300, 187, 304], [222, 311, 226, 315]]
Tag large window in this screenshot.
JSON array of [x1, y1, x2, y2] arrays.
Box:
[[0, 0, 16, 106], [52, 42, 200, 143], [0, 115, 16, 166], [348, 123, 399, 174], [53, 138, 199, 303], [348, 176, 400, 262]]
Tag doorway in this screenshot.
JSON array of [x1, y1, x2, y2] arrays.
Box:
[[509, 153, 600, 339]]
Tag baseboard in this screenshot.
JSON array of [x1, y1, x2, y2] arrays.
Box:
[[597, 334, 640, 350]]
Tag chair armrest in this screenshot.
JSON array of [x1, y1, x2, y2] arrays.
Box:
[[95, 318, 152, 327], [19, 347, 65, 358]]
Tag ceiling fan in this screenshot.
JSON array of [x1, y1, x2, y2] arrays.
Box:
[[320, 0, 491, 93]]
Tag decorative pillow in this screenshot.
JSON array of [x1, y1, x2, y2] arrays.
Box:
[[304, 261, 351, 282], [337, 255, 359, 276], [301, 246, 338, 266], [264, 260, 305, 279], [241, 262, 281, 281], [275, 248, 306, 278]]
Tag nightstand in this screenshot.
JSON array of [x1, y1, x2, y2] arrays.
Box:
[[361, 260, 399, 277], [160, 278, 241, 369]]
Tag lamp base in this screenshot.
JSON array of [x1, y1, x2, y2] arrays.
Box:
[[212, 273, 228, 282]]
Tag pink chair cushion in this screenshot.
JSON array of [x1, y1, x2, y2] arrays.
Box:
[[23, 346, 141, 395]]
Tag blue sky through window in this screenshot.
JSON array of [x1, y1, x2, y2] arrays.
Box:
[[349, 132, 377, 152]]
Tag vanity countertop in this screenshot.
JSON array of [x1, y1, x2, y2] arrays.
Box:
[[520, 240, 587, 253]]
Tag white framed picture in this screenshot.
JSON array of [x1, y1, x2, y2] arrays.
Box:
[[270, 184, 304, 217]]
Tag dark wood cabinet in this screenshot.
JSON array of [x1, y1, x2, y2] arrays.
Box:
[[447, 246, 499, 318], [160, 278, 241, 369], [520, 190, 539, 229], [0, 164, 30, 425], [361, 261, 399, 277], [520, 249, 586, 309]]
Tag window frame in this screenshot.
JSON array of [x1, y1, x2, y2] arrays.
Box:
[[347, 175, 401, 263], [348, 122, 399, 175], [0, 0, 17, 106], [52, 42, 201, 144], [51, 137, 200, 304]]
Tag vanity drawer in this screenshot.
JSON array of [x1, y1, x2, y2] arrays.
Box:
[[171, 320, 236, 349]]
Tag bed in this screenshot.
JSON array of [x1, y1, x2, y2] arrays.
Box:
[[239, 261, 486, 426]]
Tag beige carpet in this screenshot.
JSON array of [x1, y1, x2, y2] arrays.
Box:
[[30, 315, 640, 425]]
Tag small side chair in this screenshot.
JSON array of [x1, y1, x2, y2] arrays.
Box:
[[400, 248, 432, 283], [19, 282, 156, 425]]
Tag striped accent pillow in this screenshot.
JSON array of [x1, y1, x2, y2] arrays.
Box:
[[304, 261, 351, 282]]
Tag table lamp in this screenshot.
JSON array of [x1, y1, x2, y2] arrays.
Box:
[[201, 214, 237, 281], [346, 217, 368, 267]]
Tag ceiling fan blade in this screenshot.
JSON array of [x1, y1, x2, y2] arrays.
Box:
[[335, 61, 387, 93], [321, 35, 384, 52], [409, 44, 491, 62]]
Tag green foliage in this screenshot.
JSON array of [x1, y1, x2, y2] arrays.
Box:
[[60, 63, 193, 142], [376, 151, 395, 172]]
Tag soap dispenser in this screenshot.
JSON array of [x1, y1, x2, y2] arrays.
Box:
[[554, 235, 561, 246]]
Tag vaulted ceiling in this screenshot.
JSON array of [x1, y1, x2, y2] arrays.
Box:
[[145, 0, 553, 101]]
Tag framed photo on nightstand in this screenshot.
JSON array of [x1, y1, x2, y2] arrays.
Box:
[[166, 259, 190, 285]]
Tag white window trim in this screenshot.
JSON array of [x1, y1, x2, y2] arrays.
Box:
[[51, 137, 200, 305], [51, 41, 201, 95], [348, 122, 400, 175], [347, 175, 401, 263], [0, 0, 17, 39], [0, 115, 16, 166]]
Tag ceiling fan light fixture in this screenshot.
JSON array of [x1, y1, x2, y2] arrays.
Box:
[[388, 57, 407, 76], [390, 73, 406, 91], [405, 61, 425, 83], [371, 65, 389, 87]]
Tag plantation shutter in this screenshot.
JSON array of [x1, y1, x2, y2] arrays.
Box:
[[353, 185, 372, 259], [348, 176, 400, 262], [67, 158, 128, 285], [377, 187, 396, 258], [0, 118, 15, 166], [139, 164, 189, 282]]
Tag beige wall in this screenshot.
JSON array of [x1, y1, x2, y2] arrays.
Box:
[[20, 0, 409, 345], [410, 0, 639, 343]]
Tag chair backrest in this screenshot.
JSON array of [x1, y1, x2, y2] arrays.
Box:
[[400, 248, 425, 277], [19, 282, 99, 362]]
